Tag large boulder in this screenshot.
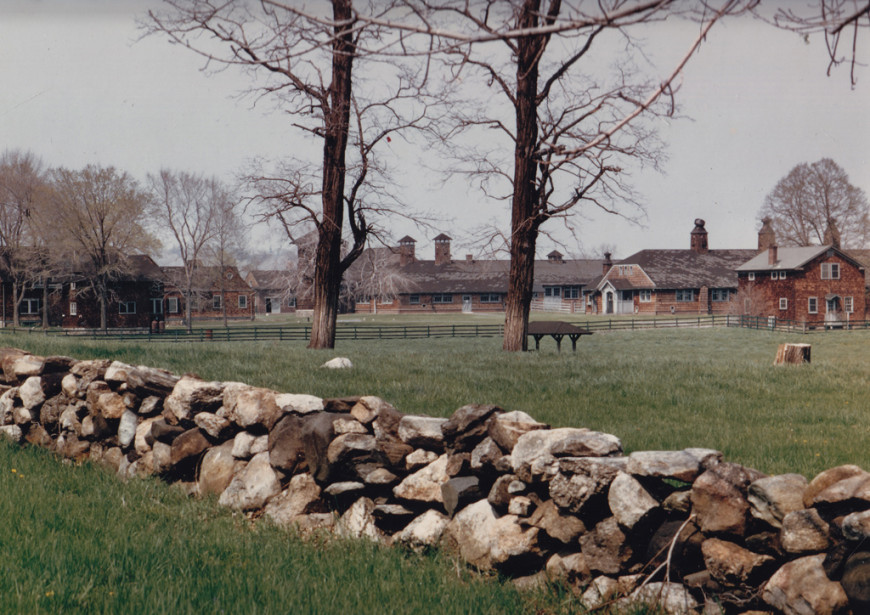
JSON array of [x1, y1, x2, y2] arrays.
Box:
[[268, 414, 307, 474], [222, 384, 282, 430], [762, 554, 850, 615], [393, 454, 449, 504], [512, 428, 622, 484], [691, 462, 766, 537], [198, 441, 241, 496], [218, 451, 282, 510], [164, 377, 224, 422], [441, 404, 502, 454]]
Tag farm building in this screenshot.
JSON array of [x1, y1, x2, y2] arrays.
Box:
[[245, 269, 296, 315], [588, 219, 756, 315], [161, 265, 255, 324]]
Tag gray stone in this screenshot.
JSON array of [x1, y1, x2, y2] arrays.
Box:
[[579, 517, 632, 576], [488, 474, 519, 510], [326, 433, 378, 466], [164, 376, 224, 422], [781, 508, 831, 554], [233, 431, 259, 459], [398, 415, 447, 450], [19, 376, 45, 410], [362, 467, 397, 486], [117, 410, 139, 448], [442, 476, 482, 517], [512, 428, 622, 484], [487, 410, 548, 452], [301, 412, 344, 482], [470, 437, 504, 472], [701, 538, 774, 586], [323, 481, 365, 497], [218, 451, 281, 510], [762, 554, 849, 615], [608, 472, 659, 530], [263, 473, 325, 526], [193, 412, 232, 439], [396, 509, 450, 551], [198, 441, 241, 496], [580, 576, 620, 611], [393, 454, 449, 503], [626, 450, 703, 483], [337, 497, 383, 541], [96, 391, 126, 420], [137, 396, 162, 416], [350, 396, 394, 425], [545, 551, 590, 586], [274, 393, 324, 415], [152, 441, 172, 474], [748, 473, 808, 529], [813, 472, 870, 507], [623, 583, 699, 615], [10, 354, 44, 379], [61, 373, 80, 398]]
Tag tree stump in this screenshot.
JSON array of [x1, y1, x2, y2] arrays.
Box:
[[774, 343, 811, 365]]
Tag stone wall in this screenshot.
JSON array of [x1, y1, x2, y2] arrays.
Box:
[[0, 346, 866, 614]]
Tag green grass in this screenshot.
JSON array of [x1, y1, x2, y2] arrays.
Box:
[[3, 326, 866, 477]]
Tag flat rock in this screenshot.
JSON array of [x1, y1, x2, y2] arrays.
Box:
[[333, 417, 367, 435], [780, 508, 831, 554], [169, 428, 211, 467], [398, 415, 447, 450], [701, 538, 774, 586], [748, 473, 808, 529], [626, 450, 704, 483], [841, 509, 870, 541], [762, 554, 849, 615], [804, 465, 866, 508], [441, 476, 482, 517], [406, 448, 439, 471], [19, 376, 46, 410], [470, 437, 504, 473], [193, 412, 232, 439], [487, 410, 548, 452], [608, 471, 660, 530], [275, 393, 324, 415], [393, 454, 449, 503], [512, 428, 622, 484]]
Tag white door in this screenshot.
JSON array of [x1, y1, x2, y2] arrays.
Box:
[[462, 295, 472, 313]]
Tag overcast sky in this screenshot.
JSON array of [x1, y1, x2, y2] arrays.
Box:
[[1, 1, 867, 264]]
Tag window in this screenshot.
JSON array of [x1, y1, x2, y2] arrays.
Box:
[[544, 287, 561, 297], [432, 294, 453, 304], [821, 263, 840, 280], [238, 295, 248, 309], [770, 271, 777, 280], [808, 297, 818, 314], [168, 297, 179, 313], [564, 286, 580, 299], [22, 298, 41, 314], [287, 297, 296, 308], [675, 290, 694, 302], [711, 289, 730, 302], [618, 265, 634, 276], [845, 296, 854, 313], [119, 301, 136, 314], [358, 296, 370, 304], [409, 294, 420, 305], [779, 298, 788, 310], [748, 272, 755, 281], [70, 282, 76, 290], [480, 294, 501, 303], [150, 298, 163, 314], [639, 290, 652, 303], [779, 271, 787, 280], [212, 295, 222, 310], [69, 302, 77, 316]]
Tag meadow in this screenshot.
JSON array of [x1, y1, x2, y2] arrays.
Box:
[[1, 324, 867, 613]]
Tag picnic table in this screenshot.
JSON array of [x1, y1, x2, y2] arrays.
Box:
[[527, 321, 592, 352]]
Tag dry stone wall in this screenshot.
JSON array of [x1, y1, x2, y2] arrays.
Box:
[[0, 346, 867, 614]]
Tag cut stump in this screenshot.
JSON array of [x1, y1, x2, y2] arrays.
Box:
[[774, 343, 811, 365]]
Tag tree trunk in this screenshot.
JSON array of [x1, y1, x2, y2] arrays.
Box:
[[308, 0, 355, 350], [12, 280, 19, 327], [42, 278, 48, 329], [503, 0, 543, 352]]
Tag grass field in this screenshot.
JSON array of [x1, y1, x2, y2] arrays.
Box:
[[0, 324, 866, 613]]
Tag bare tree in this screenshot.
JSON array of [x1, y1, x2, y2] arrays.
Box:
[[40, 165, 158, 331], [758, 158, 869, 248], [203, 180, 249, 327], [344, 246, 412, 312], [147, 0, 436, 348], [382, 1, 754, 350], [148, 169, 218, 332], [0, 149, 48, 327], [771, 1, 870, 86]]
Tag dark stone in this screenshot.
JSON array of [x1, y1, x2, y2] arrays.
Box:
[[488, 474, 520, 511], [43, 356, 76, 374], [169, 428, 211, 467], [25, 423, 54, 449], [446, 452, 471, 477], [125, 366, 180, 397], [644, 518, 705, 577], [150, 418, 187, 444], [442, 476, 482, 517], [323, 396, 360, 413], [841, 551, 870, 611], [441, 404, 502, 453], [377, 439, 414, 469], [268, 414, 307, 474], [38, 394, 69, 435], [301, 412, 344, 483]]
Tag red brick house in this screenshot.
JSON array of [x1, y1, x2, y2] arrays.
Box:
[[589, 220, 755, 315], [245, 269, 296, 315], [162, 265, 255, 324], [736, 244, 866, 325]]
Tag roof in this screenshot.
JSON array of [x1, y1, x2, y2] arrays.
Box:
[[616, 249, 757, 289], [162, 265, 253, 292], [246, 269, 293, 291], [737, 245, 865, 272]]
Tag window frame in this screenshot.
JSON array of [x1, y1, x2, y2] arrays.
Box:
[[808, 296, 818, 314], [22, 298, 42, 315], [480, 293, 501, 304], [845, 296, 854, 313], [638, 289, 652, 303], [238, 295, 248, 309], [675, 289, 694, 302], [167, 297, 179, 314], [779, 297, 788, 310], [212, 294, 223, 310], [748, 272, 755, 281], [69, 302, 77, 316], [119, 301, 136, 315], [711, 289, 730, 302], [432, 293, 453, 304], [408, 294, 420, 305], [821, 263, 841, 280]]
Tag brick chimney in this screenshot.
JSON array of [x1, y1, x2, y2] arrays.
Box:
[[603, 252, 613, 275], [690, 219, 708, 254], [824, 217, 841, 249], [758, 217, 776, 252], [398, 236, 416, 266], [768, 244, 778, 266], [434, 233, 452, 265]]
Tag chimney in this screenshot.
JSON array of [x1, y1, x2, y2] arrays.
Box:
[[398, 236, 416, 266], [434, 233, 452, 265], [758, 217, 776, 252], [547, 250, 564, 263], [690, 219, 708, 254], [603, 251, 613, 275], [768, 244, 778, 266], [465, 254, 473, 262], [824, 217, 841, 249]]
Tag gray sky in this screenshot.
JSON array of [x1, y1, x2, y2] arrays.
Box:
[[1, 1, 867, 263]]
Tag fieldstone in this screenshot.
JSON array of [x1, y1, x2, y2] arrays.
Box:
[[396, 509, 449, 551], [840, 551, 870, 611], [19, 376, 46, 410], [333, 417, 367, 435], [762, 554, 849, 615], [580, 576, 620, 610], [223, 385, 282, 430], [0, 424, 23, 443], [393, 454, 449, 503], [134, 417, 161, 455], [512, 428, 622, 484], [24, 423, 53, 448], [350, 396, 394, 425], [841, 509, 870, 541], [152, 441, 172, 474], [371, 402, 404, 442], [608, 472, 660, 530], [546, 551, 591, 586], [442, 499, 540, 572], [323, 481, 365, 497], [150, 419, 185, 444], [70, 359, 111, 385], [813, 473, 870, 508], [275, 393, 324, 415], [263, 473, 325, 526], [337, 497, 383, 540], [218, 451, 281, 510], [398, 415, 447, 450], [406, 448, 439, 471], [702, 538, 774, 586], [579, 517, 633, 576], [138, 396, 162, 416], [470, 437, 504, 472], [59, 406, 82, 435], [804, 465, 866, 508], [233, 431, 259, 459], [301, 412, 344, 482], [104, 361, 134, 385], [626, 450, 704, 483], [250, 434, 268, 455], [549, 458, 626, 513], [164, 376, 224, 422], [267, 414, 305, 472], [326, 433, 380, 477], [197, 441, 240, 495], [169, 428, 211, 467], [441, 476, 482, 517], [623, 583, 699, 615], [61, 373, 80, 398], [56, 433, 90, 459], [748, 473, 808, 529], [96, 391, 127, 420], [488, 474, 520, 510], [10, 354, 44, 379], [691, 462, 766, 536], [487, 410, 548, 452], [193, 412, 232, 439], [507, 496, 533, 516], [124, 365, 180, 397], [525, 499, 586, 544], [371, 503, 415, 525], [362, 467, 397, 486], [118, 410, 139, 448], [441, 404, 502, 453], [663, 489, 693, 514], [321, 357, 352, 369]]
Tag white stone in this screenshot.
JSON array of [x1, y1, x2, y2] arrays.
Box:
[[117, 410, 139, 448], [218, 451, 282, 511], [0, 424, 23, 442], [19, 377, 45, 410], [232, 431, 258, 458], [393, 454, 449, 503], [337, 497, 382, 540], [250, 434, 269, 455], [274, 393, 324, 414], [134, 417, 161, 455], [321, 357, 353, 369], [608, 472, 659, 530], [397, 509, 450, 551]]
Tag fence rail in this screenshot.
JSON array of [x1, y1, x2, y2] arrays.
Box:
[[3, 314, 868, 343]]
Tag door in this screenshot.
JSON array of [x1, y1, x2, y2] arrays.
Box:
[[265, 297, 272, 314], [462, 295, 472, 313], [826, 296, 842, 325], [606, 291, 614, 314]]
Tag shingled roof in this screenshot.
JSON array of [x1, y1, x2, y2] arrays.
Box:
[[738, 245, 865, 273], [615, 249, 757, 289]]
